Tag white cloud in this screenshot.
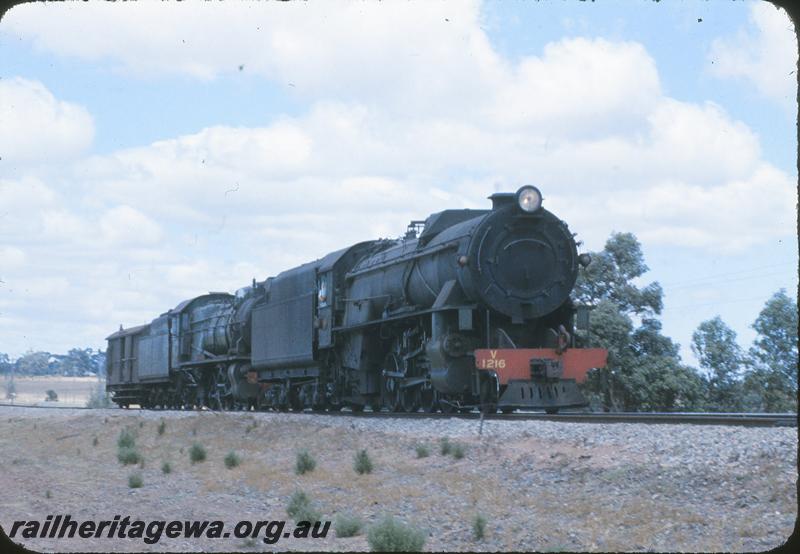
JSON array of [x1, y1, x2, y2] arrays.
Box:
[[487, 38, 661, 136], [638, 99, 761, 185], [0, 77, 94, 166], [0, 176, 57, 210], [709, 2, 798, 108], [2, 1, 656, 127], [61, 90, 792, 260], [0, 246, 27, 270], [99, 206, 163, 246], [39, 209, 93, 242], [0, 176, 60, 247], [600, 164, 797, 252], [5, 3, 671, 149], [0, 176, 163, 249], [1, 0, 496, 109]]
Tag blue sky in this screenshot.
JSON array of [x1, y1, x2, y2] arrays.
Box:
[[0, 0, 796, 369]]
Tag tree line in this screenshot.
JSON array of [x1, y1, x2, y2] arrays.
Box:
[[575, 232, 797, 413], [0, 348, 106, 378]]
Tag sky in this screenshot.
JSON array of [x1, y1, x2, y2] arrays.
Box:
[[0, 0, 797, 370]]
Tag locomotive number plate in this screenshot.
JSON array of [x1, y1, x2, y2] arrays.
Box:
[[474, 348, 607, 384], [475, 350, 507, 369]]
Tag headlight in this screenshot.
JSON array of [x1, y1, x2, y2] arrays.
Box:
[[516, 185, 542, 213]]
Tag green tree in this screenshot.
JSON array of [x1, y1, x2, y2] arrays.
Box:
[[0, 353, 12, 374], [629, 318, 705, 410], [574, 232, 663, 316], [691, 317, 744, 411], [581, 299, 634, 411], [61, 348, 96, 376], [625, 356, 706, 411], [576, 233, 706, 411], [632, 318, 680, 358], [743, 290, 798, 412], [14, 351, 51, 375]]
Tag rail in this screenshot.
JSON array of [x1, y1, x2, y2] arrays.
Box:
[[0, 403, 794, 427]]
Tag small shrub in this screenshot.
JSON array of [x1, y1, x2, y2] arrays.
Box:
[[295, 450, 316, 475], [451, 442, 466, 460], [439, 437, 452, 455], [224, 451, 242, 469], [286, 490, 321, 523], [128, 473, 143, 489], [117, 429, 136, 449], [86, 382, 112, 408], [415, 444, 430, 458], [287, 490, 310, 517], [354, 449, 373, 474], [367, 516, 426, 552], [161, 461, 172, 474], [472, 513, 487, 540], [335, 513, 363, 538], [117, 447, 142, 465], [157, 419, 166, 436], [189, 442, 206, 463]]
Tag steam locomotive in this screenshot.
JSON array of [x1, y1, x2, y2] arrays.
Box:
[[106, 186, 606, 413]]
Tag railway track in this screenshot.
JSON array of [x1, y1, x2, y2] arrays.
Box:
[[318, 409, 798, 427], [0, 402, 795, 427]]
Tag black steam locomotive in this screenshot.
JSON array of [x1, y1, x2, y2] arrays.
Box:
[[106, 186, 606, 413]]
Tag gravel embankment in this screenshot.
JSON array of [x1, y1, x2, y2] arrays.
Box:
[[0, 406, 796, 552]]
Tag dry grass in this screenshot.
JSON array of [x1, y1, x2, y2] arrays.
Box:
[[0, 409, 795, 553], [3, 376, 100, 406]]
